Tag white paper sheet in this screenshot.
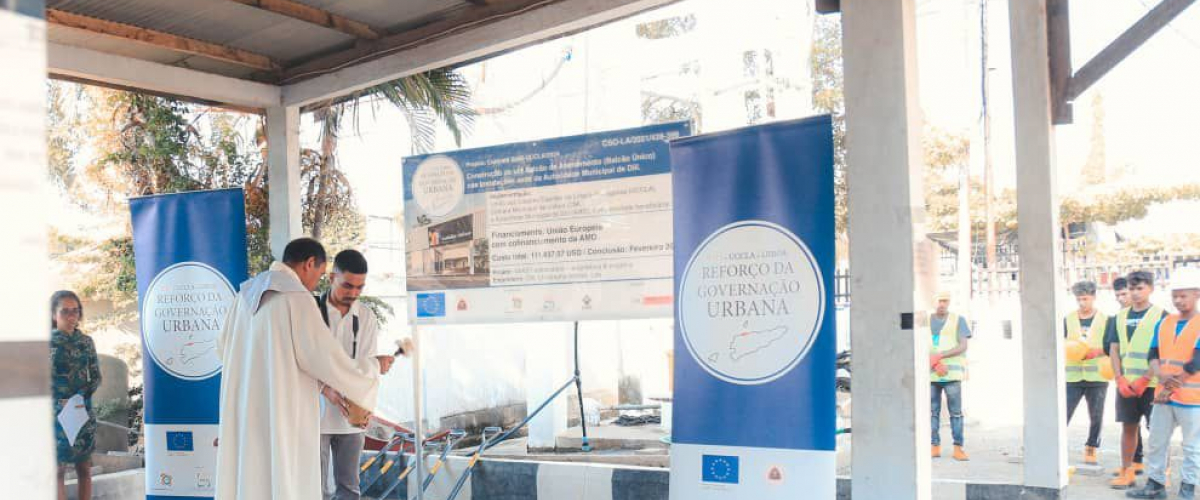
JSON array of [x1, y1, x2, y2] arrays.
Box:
[[57, 394, 88, 447]]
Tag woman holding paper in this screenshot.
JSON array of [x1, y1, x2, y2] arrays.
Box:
[[50, 290, 101, 500]]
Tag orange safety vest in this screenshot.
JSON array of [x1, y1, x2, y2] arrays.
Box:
[[1157, 315, 1200, 406]]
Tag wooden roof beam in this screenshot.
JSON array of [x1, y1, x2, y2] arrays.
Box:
[[46, 8, 280, 72], [1066, 0, 1196, 103], [226, 0, 381, 40]]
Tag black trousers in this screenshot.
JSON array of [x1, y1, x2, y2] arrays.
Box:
[[1066, 383, 1108, 448]]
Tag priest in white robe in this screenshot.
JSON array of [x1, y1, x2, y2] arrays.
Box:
[[215, 238, 380, 500]]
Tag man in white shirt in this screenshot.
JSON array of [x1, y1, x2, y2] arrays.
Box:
[[318, 250, 392, 500]]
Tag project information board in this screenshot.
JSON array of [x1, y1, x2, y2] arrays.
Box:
[[404, 122, 690, 324]]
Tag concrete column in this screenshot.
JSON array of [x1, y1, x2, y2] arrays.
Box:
[[1008, 0, 1068, 490], [266, 105, 303, 259], [0, 6, 55, 499], [841, 1, 931, 499], [525, 323, 571, 451]]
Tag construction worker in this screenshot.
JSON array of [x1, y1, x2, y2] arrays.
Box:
[[1108, 270, 1168, 489], [1126, 268, 1200, 500], [1116, 276, 1132, 309], [1113, 275, 1149, 477], [1064, 280, 1109, 466], [930, 291, 970, 461]]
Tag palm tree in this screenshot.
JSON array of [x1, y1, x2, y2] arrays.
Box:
[[304, 68, 475, 241]]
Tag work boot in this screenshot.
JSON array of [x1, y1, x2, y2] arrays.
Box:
[[1084, 446, 1099, 465], [1133, 462, 1146, 475], [931, 445, 941, 458], [1112, 467, 1138, 490], [1180, 482, 1196, 500], [1124, 478, 1166, 498], [953, 446, 969, 461]]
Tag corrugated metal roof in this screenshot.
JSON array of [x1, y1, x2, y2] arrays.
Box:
[[47, 0, 475, 78]]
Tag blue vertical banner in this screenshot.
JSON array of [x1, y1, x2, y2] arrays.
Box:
[[669, 116, 836, 498], [131, 188, 248, 499]]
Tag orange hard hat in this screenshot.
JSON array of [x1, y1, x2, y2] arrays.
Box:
[[1065, 339, 1089, 363]]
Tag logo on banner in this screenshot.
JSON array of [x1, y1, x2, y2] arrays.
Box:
[[766, 465, 785, 485], [196, 472, 213, 490], [701, 455, 740, 484], [678, 220, 825, 385], [417, 293, 446, 317], [167, 431, 194, 452], [412, 155, 465, 217], [142, 262, 234, 380]]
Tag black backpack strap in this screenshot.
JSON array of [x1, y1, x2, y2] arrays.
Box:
[[318, 292, 362, 358], [351, 315, 359, 358], [315, 293, 330, 326]]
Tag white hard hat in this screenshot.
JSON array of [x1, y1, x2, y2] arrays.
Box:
[[1172, 267, 1200, 291]]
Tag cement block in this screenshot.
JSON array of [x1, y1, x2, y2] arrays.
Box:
[[474, 459, 538, 500], [536, 461, 613, 500], [610, 466, 668, 500], [965, 483, 1063, 500]]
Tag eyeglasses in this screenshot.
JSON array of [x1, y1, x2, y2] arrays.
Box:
[[58, 308, 82, 317]]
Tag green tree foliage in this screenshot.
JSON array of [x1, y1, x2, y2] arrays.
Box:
[[52, 87, 270, 325], [810, 13, 847, 235], [1061, 185, 1200, 226]]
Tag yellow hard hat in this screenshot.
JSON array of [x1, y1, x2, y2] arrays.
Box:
[[934, 291, 952, 301], [1065, 339, 1089, 362], [1097, 357, 1115, 380]]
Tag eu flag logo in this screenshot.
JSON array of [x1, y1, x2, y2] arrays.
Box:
[[701, 455, 739, 484], [417, 293, 446, 318], [166, 431, 194, 452]]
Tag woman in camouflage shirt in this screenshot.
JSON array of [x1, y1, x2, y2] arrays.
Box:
[[51, 290, 100, 500]]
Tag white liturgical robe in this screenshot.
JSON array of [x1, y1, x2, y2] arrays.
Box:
[[215, 262, 379, 499]]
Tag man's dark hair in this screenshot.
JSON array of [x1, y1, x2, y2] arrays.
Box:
[[1127, 270, 1155, 288], [1113, 277, 1129, 291], [1072, 281, 1097, 297], [333, 249, 369, 274], [282, 237, 326, 265]]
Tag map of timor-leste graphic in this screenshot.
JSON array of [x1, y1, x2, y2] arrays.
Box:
[[706, 322, 790, 363]]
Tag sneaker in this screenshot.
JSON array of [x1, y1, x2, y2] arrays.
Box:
[[1124, 478, 1166, 498], [1181, 483, 1196, 500]]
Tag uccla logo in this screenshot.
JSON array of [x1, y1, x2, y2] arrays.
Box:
[[142, 262, 234, 380], [678, 220, 825, 385]]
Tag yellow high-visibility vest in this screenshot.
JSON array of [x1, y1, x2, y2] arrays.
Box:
[[931, 313, 965, 383], [1066, 310, 1108, 383], [1116, 306, 1166, 387]]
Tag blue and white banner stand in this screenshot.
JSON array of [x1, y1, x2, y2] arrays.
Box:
[[131, 188, 248, 499], [669, 116, 836, 499]]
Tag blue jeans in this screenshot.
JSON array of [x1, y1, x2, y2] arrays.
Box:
[[932, 381, 964, 446]]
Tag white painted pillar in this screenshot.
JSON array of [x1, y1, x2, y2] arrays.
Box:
[[525, 323, 571, 451], [0, 6, 54, 500], [842, 1, 931, 499], [411, 325, 426, 500], [266, 105, 303, 258], [1008, 0, 1068, 490]]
